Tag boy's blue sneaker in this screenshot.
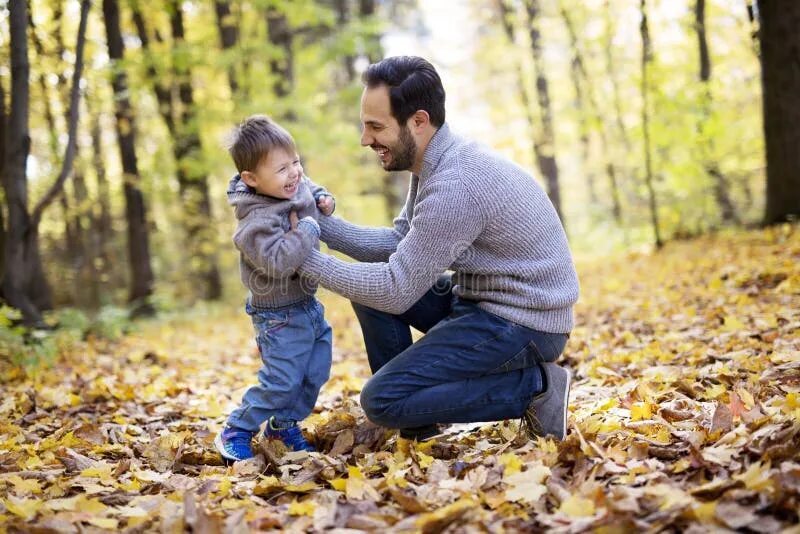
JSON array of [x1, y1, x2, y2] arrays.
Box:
[[214, 426, 256, 462], [264, 417, 315, 452]]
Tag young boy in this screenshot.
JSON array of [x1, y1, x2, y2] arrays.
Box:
[[215, 115, 335, 461]]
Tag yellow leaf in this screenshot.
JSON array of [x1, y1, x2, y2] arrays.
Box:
[[783, 393, 800, 413], [504, 463, 550, 503], [703, 384, 727, 400], [347, 465, 365, 479], [417, 451, 434, 469], [558, 495, 595, 517], [734, 462, 774, 493], [76, 495, 108, 514], [285, 481, 318, 492], [630, 402, 653, 421], [6, 475, 41, 495], [24, 455, 44, 469], [81, 463, 115, 484], [288, 499, 315, 517], [691, 501, 717, 522], [217, 477, 232, 496], [87, 517, 119, 529], [329, 478, 347, 491], [722, 315, 746, 331], [415, 498, 474, 530], [499, 453, 523, 475], [4, 495, 42, 520]]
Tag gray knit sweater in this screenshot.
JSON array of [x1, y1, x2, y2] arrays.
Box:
[[299, 123, 579, 333], [227, 175, 329, 308]]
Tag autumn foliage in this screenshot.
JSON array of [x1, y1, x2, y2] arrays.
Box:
[[1, 225, 798, 531]]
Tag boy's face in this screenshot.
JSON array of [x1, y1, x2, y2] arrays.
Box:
[[241, 148, 303, 199]]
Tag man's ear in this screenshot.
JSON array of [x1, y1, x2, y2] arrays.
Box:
[[410, 110, 430, 132], [240, 170, 257, 188]]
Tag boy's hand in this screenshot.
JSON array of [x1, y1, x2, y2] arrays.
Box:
[[316, 195, 334, 216], [289, 210, 299, 230]]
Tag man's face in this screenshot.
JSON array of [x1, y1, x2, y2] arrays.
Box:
[[360, 85, 417, 172], [242, 148, 303, 199]]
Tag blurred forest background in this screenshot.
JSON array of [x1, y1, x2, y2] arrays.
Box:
[[0, 0, 797, 332]]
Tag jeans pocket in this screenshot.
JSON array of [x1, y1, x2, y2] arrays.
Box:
[[486, 341, 544, 375], [252, 308, 291, 335]]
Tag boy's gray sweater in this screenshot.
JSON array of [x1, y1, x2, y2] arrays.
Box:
[[227, 175, 325, 309], [298, 124, 579, 333]]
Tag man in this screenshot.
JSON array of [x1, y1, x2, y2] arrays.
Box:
[[298, 56, 579, 441]]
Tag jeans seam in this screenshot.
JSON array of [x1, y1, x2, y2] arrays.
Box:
[[390, 391, 535, 418]]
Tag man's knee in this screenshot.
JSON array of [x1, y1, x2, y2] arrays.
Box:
[[359, 376, 393, 427]]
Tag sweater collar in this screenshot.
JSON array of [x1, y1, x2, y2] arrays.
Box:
[[418, 122, 454, 181]]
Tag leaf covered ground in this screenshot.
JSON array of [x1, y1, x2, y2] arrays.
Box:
[[1, 225, 799, 532]]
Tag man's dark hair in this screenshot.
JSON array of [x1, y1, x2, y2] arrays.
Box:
[[363, 56, 446, 128]]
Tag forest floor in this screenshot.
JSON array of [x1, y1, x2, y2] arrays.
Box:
[[1, 225, 799, 532]]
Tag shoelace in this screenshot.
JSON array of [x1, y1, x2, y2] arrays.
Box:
[[518, 407, 543, 440]]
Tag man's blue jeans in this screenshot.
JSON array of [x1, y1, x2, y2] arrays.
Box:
[[228, 298, 332, 432], [353, 276, 568, 435]]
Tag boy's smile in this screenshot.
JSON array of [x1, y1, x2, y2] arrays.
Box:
[[241, 148, 303, 199]]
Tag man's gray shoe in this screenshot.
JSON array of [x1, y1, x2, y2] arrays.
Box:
[[522, 363, 571, 440]]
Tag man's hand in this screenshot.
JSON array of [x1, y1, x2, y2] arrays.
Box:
[[289, 210, 299, 230], [316, 195, 335, 216]]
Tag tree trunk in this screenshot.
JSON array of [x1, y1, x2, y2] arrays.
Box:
[[695, 0, 737, 224], [496, 1, 560, 224], [758, 0, 800, 224], [560, 5, 622, 223], [640, 0, 663, 248], [333, 0, 357, 82], [102, 0, 155, 316], [2, 0, 45, 324], [358, 0, 382, 63], [169, 0, 222, 300], [214, 1, 239, 96], [560, 7, 595, 204], [603, 0, 632, 153], [266, 7, 295, 112], [523, 0, 563, 223], [87, 95, 113, 308], [0, 78, 6, 284]]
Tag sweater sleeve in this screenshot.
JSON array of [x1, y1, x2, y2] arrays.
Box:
[[234, 212, 320, 279], [317, 205, 409, 263], [298, 176, 484, 314], [303, 176, 335, 213]]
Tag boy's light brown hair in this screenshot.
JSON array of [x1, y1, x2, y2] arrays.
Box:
[[227, 115, 296, 173]]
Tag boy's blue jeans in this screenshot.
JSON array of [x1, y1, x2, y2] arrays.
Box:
[[353, 275, 568, 436], [227, 298, 332, 433]]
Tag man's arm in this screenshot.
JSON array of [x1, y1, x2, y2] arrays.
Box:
[[235, 213, 320, 278], [298, 176, 484, 314], [317, 206, 409, 263]]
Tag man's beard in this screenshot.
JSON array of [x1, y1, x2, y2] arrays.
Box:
[[384, 125, 417, 172]]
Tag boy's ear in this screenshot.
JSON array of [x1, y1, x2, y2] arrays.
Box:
[[240, 170, 257, 188]]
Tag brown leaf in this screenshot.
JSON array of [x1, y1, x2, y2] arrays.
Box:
[[388, 486, 429, 513], [714, 500, 759, 529], [329, 429, 355, 456], [710, 402, 732, 433], [55, 447, 96, 472]]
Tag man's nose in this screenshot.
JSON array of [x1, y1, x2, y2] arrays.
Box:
[[360, 130, 372, 147]]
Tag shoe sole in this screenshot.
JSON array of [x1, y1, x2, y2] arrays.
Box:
[[214, 433, 249, 463], [558, 369, 572, 439]]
